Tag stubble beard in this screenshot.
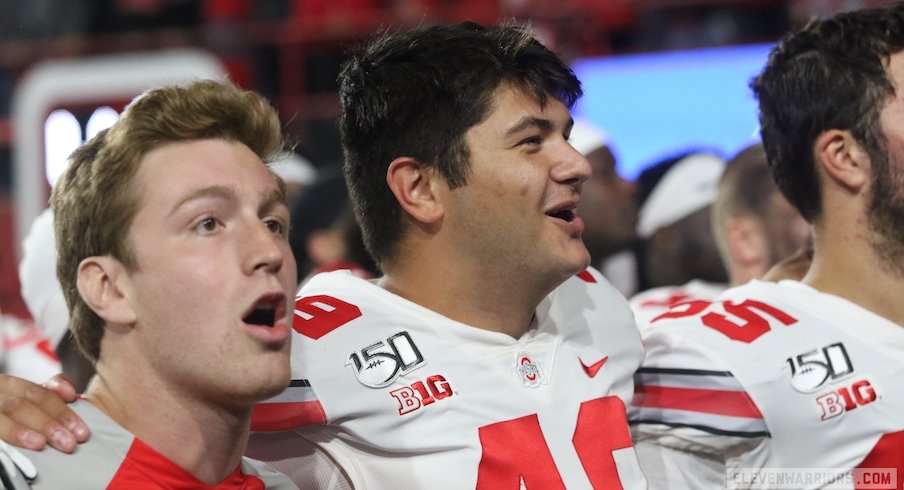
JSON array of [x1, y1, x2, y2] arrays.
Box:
[[866, 145, 904, 279]]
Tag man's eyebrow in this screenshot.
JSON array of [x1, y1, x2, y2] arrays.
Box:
[[168, 186, 237, 216], [504, 117, 554, 137], [260, 187, 288, 213]]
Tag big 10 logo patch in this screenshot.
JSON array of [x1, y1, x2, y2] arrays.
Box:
[[390, 375, 454, 416], [785, 342, 878, 421], [816, 380, 877, 421], [786, 342, 853, 393], [347, 331, 426, 388]]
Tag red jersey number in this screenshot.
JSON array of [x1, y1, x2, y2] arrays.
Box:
[[476, 396, 634, 489], [652, 299, 797, 343], [293, 295, 362, 340]]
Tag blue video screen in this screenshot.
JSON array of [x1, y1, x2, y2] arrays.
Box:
[[572, 43, 774, 179]]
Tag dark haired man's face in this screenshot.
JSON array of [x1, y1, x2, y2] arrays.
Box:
[[439, 84, 592, 288], [866, 50, 904, 276], [866, 142, 904, 272]]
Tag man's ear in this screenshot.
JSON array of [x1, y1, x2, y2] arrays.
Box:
[[386, 157, 444, 225], [724, 217, 766, 266], [76, 256, 137, 326], [814, 129, 870, 192]]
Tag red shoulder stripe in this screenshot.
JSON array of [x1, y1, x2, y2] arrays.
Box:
[[633, 385, 763, 419], [251, 400, 327, 431]]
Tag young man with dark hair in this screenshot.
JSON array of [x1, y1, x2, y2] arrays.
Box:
[[250, 21, 646, 488]]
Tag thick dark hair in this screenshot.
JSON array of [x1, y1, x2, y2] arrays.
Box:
[[338, 21, 582, 264], [751, 4, 904, 223]]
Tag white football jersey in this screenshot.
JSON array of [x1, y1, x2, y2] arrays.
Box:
[[252, 268, 648, 489], [630, 280, 904, 489], [628, 280, 726, 327]]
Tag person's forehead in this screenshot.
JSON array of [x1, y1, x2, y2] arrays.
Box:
[[483, 84, 569, 125], [888, 50, 904, 89], [879, 51, 904, 131], [488, 83, 539, 107], [135, 140, 280, 201]]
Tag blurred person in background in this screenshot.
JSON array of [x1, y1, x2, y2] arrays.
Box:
[[628, 150, 728, 323], [0, 311, 59, 388], [301, 205, 378, 282], [710, 142, 810, 286], [570, 118, 641, 296], [271, 150, 318, 207], [571, 119, 638, 267], [17, 209, 83, 389], [287, 165, 378, 285], [761, 243, 814, 282], [629, 142, 810, 324]]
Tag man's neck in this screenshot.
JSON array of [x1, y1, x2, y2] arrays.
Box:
[[86, 367, 251, 485], [379, 260, 554, 339], [804, 232, 904, 327]]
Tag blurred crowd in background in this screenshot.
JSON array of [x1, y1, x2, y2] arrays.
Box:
[[0, 0, 892, 171]]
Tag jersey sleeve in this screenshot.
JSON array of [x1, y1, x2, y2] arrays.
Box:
[[630, 315, 770, 488]]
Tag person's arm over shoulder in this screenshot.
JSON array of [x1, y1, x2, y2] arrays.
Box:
[[630, 311, 769, 489], [0, 374, 88, 454]]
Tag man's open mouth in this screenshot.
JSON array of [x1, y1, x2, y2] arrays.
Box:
[[243, 294, 285, 327], [546, 207, 577, 223]]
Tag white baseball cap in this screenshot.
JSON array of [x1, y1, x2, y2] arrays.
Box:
[[569, 119, 610, 156], [637, 152, 725, 239], [18, 208, 69, 349], [270, 151, 317, 186]]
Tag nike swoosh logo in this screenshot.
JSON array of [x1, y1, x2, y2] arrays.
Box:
[[580, 356, 609, 378]]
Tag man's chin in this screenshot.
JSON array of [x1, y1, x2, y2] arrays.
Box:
[[562, 251, 592, 278]]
